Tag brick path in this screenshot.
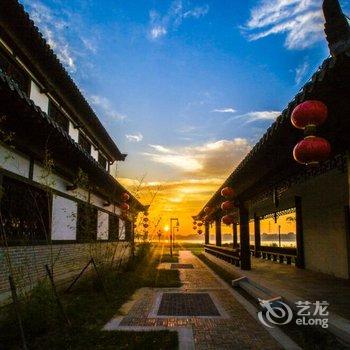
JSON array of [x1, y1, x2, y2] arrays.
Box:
[[104, 250, 285, 349]]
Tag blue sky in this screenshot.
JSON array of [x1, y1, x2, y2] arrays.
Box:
[[20, 0, 349, 223]]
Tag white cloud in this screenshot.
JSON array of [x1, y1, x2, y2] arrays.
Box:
[[126, 133, 143, 142], [24, 1, 76, 72], [149, 145, 173, 153], [212, 108, 236, 113], [23, 0, 99, 74], [143, 138, 251, 176], [244, 0, 324, 50], [295, 60, 310, 84], [150, 26, 167, 39], [183, 5, 209, 19], [227, 110, 280, 124], [148, 1, 209, 40], [89, 95, 127, 121]]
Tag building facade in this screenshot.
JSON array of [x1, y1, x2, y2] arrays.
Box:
[[0, 0, 145, 302], [195, 0, 350, 279]]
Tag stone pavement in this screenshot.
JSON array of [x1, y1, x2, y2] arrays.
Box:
[[104, 250, 296, 349]]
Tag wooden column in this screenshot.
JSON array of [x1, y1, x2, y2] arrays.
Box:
[[254, 213, 261, 257], [215, 217, 222, 246], [205, 222, 210, 245], [233, 223, 238, 248], [240, 205, 251, 270], [295, 196, 305, 268]]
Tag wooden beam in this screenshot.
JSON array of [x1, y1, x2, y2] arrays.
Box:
[[240, 205, 251, 270], [233, 223, 238, 248], [215, 218, 222, 246], [254, 213, 261, 257], [205, 222, 210, 245], [295, 196, 305, 268]]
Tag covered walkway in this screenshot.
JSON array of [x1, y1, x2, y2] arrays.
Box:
[[204, 252, 350, 343]]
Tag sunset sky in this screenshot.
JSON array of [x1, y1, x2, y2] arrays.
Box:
[[22, 0, 349, 238]]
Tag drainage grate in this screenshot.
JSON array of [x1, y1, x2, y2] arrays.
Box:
[[170, 264, 194, 269], [157, 293, 220, 316]]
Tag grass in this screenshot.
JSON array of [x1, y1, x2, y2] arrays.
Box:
[[160, 253, 179, 263], [0, 243, 180, 350]]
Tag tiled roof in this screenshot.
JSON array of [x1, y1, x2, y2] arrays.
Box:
[[0, 69, 145, 212], [0, 0, 126, 161]]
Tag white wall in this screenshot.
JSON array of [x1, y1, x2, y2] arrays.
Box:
[[51, 195, 77, 240], [97, 211, 109, 240], [91, 146, 99, 161], [109, 161, 117, 178], [30, 81, 49, 113], [0, 144, 30, 178], [68, 121, 79, 143], [119, 219, 126, 240]]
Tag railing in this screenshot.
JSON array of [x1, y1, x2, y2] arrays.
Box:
[[204, 244, 297, 267], [251, 245, 297, 265], [204, 244, 240, 266]]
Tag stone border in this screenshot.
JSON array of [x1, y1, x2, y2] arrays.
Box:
[[148, 290, 230, 319]]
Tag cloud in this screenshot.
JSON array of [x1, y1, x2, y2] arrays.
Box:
[[212, 108, 236, 113], [244, 0, 324, 50], [24, 1, 76, 72], [119, 177, 223, 226], [23, 0, 100, 74], [148, 1, 209, 40], [143, 138, 252, 176], [126, 133, 143, 142], [295, 60, 310, 85], [89, 95, 127, 121], [227, 110, 280, 124], [183, 5, 210, 19], [149, 145, 173, 153], [150, 26, 167, 39]]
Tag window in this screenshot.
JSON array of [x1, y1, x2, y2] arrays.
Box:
[[78, 132, 91, 154], [119, 219, 126, 240], [0, 176, 50, 244], [48, 101, 69, 132], [76, 203, 97, 242], [0, 49, 30, 94], [98, 152, 107, 170], [109, 214, 119, 241]]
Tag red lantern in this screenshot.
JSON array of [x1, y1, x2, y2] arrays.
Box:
[[221, 187, 235, 199], [193, 226, 197, 230], [143, 223, 149, 228], [197, 222, 203, 227], [293, 136, 331, 165], [204, 207, 212, 214], [144, 211, 149, 216], [221, 201, 235, 211], [121, 192, 130, 202], [193, 221, 197, 225], [143, 217, 149, 222], [291, 100, 327, 130], [120, 203, 130, 211], [197, 230, 203, 235], [222, 214, 235, 225]]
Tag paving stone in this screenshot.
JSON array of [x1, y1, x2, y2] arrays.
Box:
[[113, 250, 282, 349]]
